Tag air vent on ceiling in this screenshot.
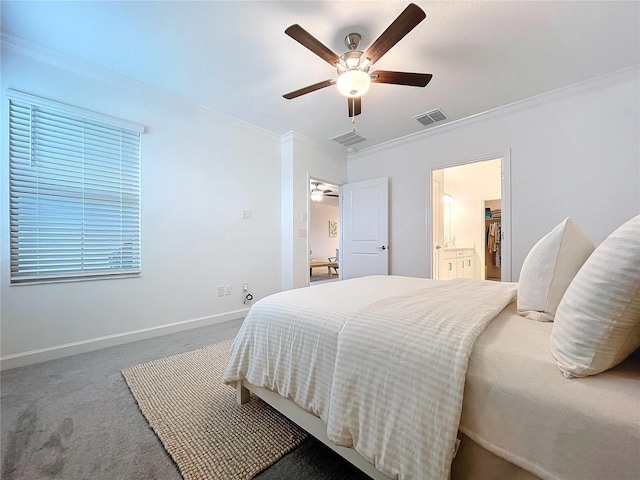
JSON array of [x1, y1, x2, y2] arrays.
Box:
[[414, 109, 447, 127], [331, 131, 367, 148]]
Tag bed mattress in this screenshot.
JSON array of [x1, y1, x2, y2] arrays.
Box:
[[461, 301, 640, 480]]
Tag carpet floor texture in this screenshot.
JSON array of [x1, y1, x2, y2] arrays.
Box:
[[1, 319, 370, 480], [122, 340, 308, 480]]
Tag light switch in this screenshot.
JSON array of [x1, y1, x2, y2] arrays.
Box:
[[241, 209, 252, 220]]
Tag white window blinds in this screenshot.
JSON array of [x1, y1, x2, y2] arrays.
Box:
[[8, 90, 144, 284]]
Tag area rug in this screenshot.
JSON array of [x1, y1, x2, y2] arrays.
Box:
[[122, 340, 309, 480]]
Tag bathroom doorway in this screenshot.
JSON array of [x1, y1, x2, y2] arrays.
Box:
[[430, 155, 511, 281]]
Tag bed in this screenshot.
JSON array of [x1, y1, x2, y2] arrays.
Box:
[[223, 273, 639, 480], [225, 215, 640, 479]]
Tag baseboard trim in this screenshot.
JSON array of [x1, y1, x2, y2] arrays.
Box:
[[0, 309, 248, 371]]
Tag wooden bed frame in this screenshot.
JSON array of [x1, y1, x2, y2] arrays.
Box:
[[236, 379, 393, 480]]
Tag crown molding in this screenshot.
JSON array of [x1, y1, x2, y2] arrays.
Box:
[[1, 32, 280, 142], [1, 32, 144, 89], [351, 65, 640, 157], [281, 130, 348, 157]]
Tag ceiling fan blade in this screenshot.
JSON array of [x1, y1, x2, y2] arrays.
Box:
[[283, 79, 335, 99], [364, 3, 426, 65], [371, 70, 432, 87], [347, 96, 362, 117], [285, 24, 342, 67]]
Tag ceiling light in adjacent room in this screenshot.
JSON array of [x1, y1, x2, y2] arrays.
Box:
[[310, 188, 323, 202]]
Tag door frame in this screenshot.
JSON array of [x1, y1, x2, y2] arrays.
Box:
[[427, 150, 512, 281], [431, 177, 443, 280]]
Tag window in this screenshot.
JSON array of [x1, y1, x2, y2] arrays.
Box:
[[8, 90, 143, 284]]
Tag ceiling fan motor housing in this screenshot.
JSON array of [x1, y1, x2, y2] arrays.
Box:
[[345, 32, 362, 50]]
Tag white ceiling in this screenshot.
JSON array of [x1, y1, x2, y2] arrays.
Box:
[[2, 1, 639, 151]]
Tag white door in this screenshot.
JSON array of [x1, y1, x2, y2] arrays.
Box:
[[340, 177, 389, 279]]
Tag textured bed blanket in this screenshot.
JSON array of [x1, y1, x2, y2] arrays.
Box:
[[326, 279, 517, 480], [224, 276, 517, 480], [223, 276, 436, 422]]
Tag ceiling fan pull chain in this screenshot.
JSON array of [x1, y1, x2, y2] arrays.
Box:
[[351, 97, 356, 133]]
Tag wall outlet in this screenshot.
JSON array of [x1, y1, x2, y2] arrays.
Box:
[[217, 285, 224, 297], [225, 285, 232, 296], [242, 282, 248, 292]]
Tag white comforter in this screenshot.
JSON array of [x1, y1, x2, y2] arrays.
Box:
[[224, 276, 517, 480]]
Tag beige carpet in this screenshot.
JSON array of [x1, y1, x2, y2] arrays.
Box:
[[122, 340, 309, 480]]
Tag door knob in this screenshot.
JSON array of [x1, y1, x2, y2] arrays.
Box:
[[377, 245, 387, 250]]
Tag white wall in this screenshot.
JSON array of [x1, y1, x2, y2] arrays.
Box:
[[1, 41, 283, 365], [281, 132, 347, 290], [348, 68, 640, 280], [309, 200, 340, 261]]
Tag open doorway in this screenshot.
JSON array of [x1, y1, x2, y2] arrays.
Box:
[[308, 179, 340, 285], [431, 157, 510, 281]]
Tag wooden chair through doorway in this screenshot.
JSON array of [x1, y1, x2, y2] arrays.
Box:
[[327, 249, 339, 278]]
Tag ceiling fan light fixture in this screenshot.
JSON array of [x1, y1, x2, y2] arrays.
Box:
[[337, 69, 371, 97], [341, 50, 366, 69], [310, 188, 323, 201]]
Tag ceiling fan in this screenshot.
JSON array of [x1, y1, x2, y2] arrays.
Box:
[[283, 3, 432, 119], [310, 181, 338, 201]]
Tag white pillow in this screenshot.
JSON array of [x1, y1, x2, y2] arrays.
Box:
[[550, 214, 640, 378], [517, 218, 594, 322]]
